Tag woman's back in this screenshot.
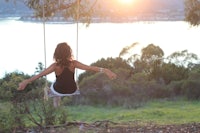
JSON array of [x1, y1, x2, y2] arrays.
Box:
[[53, 62, 77, 94]]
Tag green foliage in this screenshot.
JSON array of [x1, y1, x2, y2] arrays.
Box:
[[67, 100, 200, 124], [0, 62, 50, 101], [0, 71, 28, 100], [189, 64, 200, 79], [78, 68, 134, 107], [78, 67, 171, 108], [140, 44, 164, 80], [182, 69, 200, 100], [160, 63, 189, 84], [24, 0, 99, 24], [182, 80, 200, 100], [130, 73, 170, 100], [34, 62, 45, 74], [0, 71, 48, 101], [141, 44, 164, 62], [118, 42, 139, 58], [0, 87, 68, 132], [121, 43, 165, 81], [11, 93, 68, 131], [0, 112, 14, 132], [76, 44, 200, 107], [168, 80, 184, 96], [78, 57, 132, 83], [0, 101, 26, 132], [185, 0, 200, 26], [167, 50, 198, 68]]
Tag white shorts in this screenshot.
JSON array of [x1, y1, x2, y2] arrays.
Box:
[[48, 82, 80, 97]]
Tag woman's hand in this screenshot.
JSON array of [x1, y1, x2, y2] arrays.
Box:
[[17, 80, 29, 90], [104, 69, 117, 80]]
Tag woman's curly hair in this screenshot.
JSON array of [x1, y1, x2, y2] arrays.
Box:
[[53, 42, 73, 67]]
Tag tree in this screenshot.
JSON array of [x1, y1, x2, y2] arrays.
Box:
[[0, 71, 28, 100], [140, 44, 164, 80], [23, 0, 99, 24], [119, 42, 139, 58], [185, 0, 200, 26], [141, 44, 164, 64], [166, 50, 198, 69], [119, 42, 140, 67], [119, 43, 165, 80], [35, 62, 45, 74], [160, 63, 189, 85]]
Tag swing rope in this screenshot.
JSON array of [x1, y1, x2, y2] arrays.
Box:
[[42, 0, 48, 101], [76, 0, 80, 81]]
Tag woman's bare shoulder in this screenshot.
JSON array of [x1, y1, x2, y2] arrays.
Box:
[[72, 60, 79, 65], [51, 62, 57, 67], [72, 60, 85, 67], [48, 62, 58, 70]]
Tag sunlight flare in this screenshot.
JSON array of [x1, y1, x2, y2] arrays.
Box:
[[118, 0, 135, 4]]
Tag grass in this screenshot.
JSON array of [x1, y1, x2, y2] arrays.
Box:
[[1, 99, 200, 127], [65, 100, 200, 125]]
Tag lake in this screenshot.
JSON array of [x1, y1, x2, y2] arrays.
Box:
[[0, 18, 200, 81]]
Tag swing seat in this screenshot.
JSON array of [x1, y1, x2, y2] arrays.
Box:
[[47, 87, 80, 97]]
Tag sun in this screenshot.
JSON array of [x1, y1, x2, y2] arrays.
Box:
[[118, 0, 135, 4]]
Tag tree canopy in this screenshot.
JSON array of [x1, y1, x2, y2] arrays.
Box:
[[24, 0, 99, 24], [185, 0, 200, 26]]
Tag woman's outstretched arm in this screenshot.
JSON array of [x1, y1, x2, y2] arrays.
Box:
[[74, 60, 117, 80], [17, 63, 56, 90]]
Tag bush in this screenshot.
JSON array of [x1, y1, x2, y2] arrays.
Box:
[[1, 91, 69, 132], [0, 102, 26, 132], [182, 80, 200, 100], [19, 98, 68, 127], [0, 111, 14, 132], [168, 81, 184, 96]]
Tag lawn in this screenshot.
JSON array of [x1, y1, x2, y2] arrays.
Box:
[[66, 100, 200, 125]]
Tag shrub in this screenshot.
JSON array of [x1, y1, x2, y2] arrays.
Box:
[[182, 80, 200, 100], [0, 102, 26, 132], [168, 80, 184, 96]]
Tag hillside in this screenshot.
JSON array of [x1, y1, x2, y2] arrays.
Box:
[[0, 0, 32, 17]]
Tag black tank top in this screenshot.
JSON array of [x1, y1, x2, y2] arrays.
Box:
[[53, 67, 77, 94]]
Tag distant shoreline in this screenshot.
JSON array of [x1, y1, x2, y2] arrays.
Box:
[[0, 15, 185, 24]]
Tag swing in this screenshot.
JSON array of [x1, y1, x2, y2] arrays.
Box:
[[42, 0, 80, 100], [47, 84, 80, 98]]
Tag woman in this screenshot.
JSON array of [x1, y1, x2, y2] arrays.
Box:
[[18, 42, 117, 107]]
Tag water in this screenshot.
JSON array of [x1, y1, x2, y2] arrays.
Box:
[[0, 18, 200, 81]]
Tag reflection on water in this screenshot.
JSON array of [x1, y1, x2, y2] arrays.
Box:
[[0, 19, 200, 81]]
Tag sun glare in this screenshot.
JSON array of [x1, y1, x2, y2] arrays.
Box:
[[118, 0, 135, 4]]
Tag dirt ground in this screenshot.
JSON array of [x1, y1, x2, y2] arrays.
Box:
[[28, 121, 200, 133], [106, 123, 200, 133]]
